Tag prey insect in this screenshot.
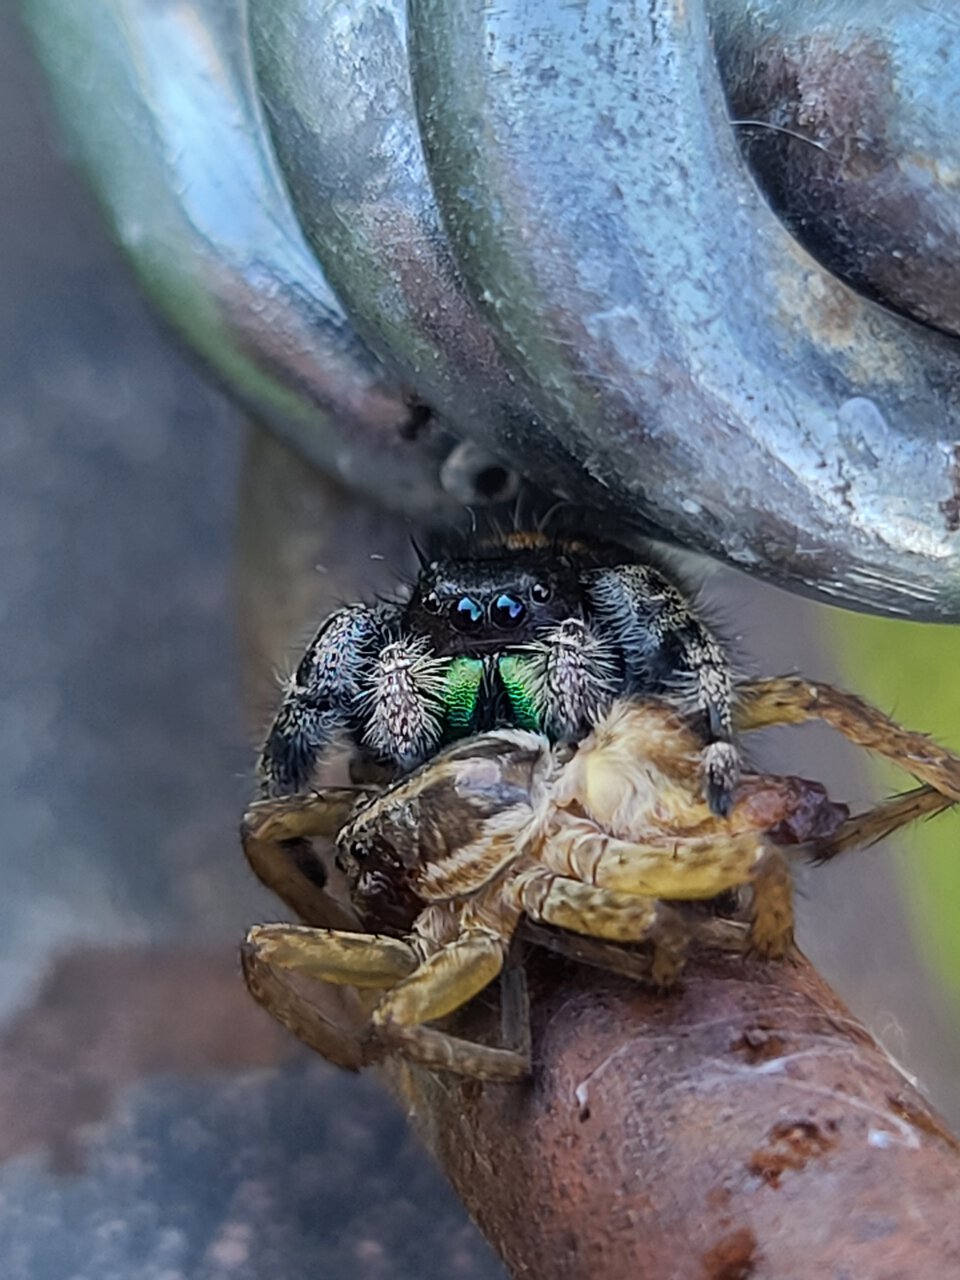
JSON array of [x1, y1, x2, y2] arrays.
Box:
[[242, 677, 960, 1081]]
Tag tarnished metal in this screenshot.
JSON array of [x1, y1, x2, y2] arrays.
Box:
[[408, 0, 960, 619], [249, 0, 588, 504], [19, 0, 461, 517], [712, 0, 960, 337], [20, 0, 960, 618]]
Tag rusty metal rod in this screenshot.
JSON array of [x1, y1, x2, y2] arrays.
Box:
[[389, 945, 960, 1279]]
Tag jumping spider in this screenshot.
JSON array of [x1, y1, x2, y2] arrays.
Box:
[[244, 615, 960, 1079], [243, 532, 960, 1080], [259, 529, 739, 815]]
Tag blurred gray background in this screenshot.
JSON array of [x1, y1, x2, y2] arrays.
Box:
[[2, 5, 959, 1278]]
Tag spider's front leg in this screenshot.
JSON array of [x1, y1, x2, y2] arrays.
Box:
[[531, 816, 794, 964], [252, 599, 389, 925], [260, 596, 448, 787], [252, 600, 451, 923], [242, 913, 531, 1082], [259, 602, 389, 795], [241, 789, 374, 929], [583, 563, 738, 816]]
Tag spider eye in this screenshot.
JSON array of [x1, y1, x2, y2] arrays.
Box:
[[421, 590, 442, 614], [530, 582, 552, 604], [452, 595, 484, 631], [490, 592, 526, 629]]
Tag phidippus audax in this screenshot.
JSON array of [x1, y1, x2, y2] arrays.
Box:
[[259, 530, 738, 815]]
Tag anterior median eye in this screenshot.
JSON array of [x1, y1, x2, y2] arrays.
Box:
[[452, 595, 484, 630], [490, 593, 526, 628]]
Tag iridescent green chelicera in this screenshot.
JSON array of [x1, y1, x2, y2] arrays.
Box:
[[442, 656, 485, 732], [496, 654, 541, 730]]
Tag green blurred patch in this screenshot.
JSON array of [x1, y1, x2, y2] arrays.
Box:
[[829, 611, 960, 1006]]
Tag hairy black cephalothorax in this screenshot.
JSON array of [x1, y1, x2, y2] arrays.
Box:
[[259, 530, 737, 814]]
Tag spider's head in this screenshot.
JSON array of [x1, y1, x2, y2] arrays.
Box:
[[404, 545, 585, 655]]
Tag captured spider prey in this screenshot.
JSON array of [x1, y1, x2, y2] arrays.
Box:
[[259, 528, 739, 815], [242, 680, 960, 1082]]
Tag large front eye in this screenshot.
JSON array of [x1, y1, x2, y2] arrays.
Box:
[[490, 592, 526, 629], [452, 595, 484, 631]]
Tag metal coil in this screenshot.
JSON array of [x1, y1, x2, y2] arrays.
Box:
[[21, 0, 960, 618]]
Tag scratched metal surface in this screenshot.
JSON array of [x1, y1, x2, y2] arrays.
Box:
[[713, 0, 960, 337], [16, 0, 463, 521], [408, 0, 960, 617], [19, 0, 960, 618]]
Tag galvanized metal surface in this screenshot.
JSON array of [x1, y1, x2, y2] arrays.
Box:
[[19, 0, 462, 518], [250, 0, 581, 505], [20, 0, 960, 618], [713, 0, 960, 336], [409, 0, 960, 619]]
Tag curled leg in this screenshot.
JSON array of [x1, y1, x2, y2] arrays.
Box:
[[240, 923, 416, 1071], [241, 789, 372, 929], [382, 1023, 530, 1081], [243, 922, 528, 1081], [534, 816, 793, 959], [379, 951, 532, 1082], [372, 927, 530, 1081], [243, 789, 369, 844], [735, 677, 960, 800], [510, 866, 689, 986], [374, 931, 505, 1027], [245, 922, 418, 987], [541, 813, 766, 899]]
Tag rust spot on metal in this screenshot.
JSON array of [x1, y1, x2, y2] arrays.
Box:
[[706, 1185, 732, 1211], [939, 444, 960, 534], [748, 1120, 838, 1187], [701, 1226, 759, 1279]]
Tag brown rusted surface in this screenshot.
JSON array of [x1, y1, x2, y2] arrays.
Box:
[[391, 947, 960, 1279], [239, 432, 960, 1280], [701, 1225, 759, 1280]]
